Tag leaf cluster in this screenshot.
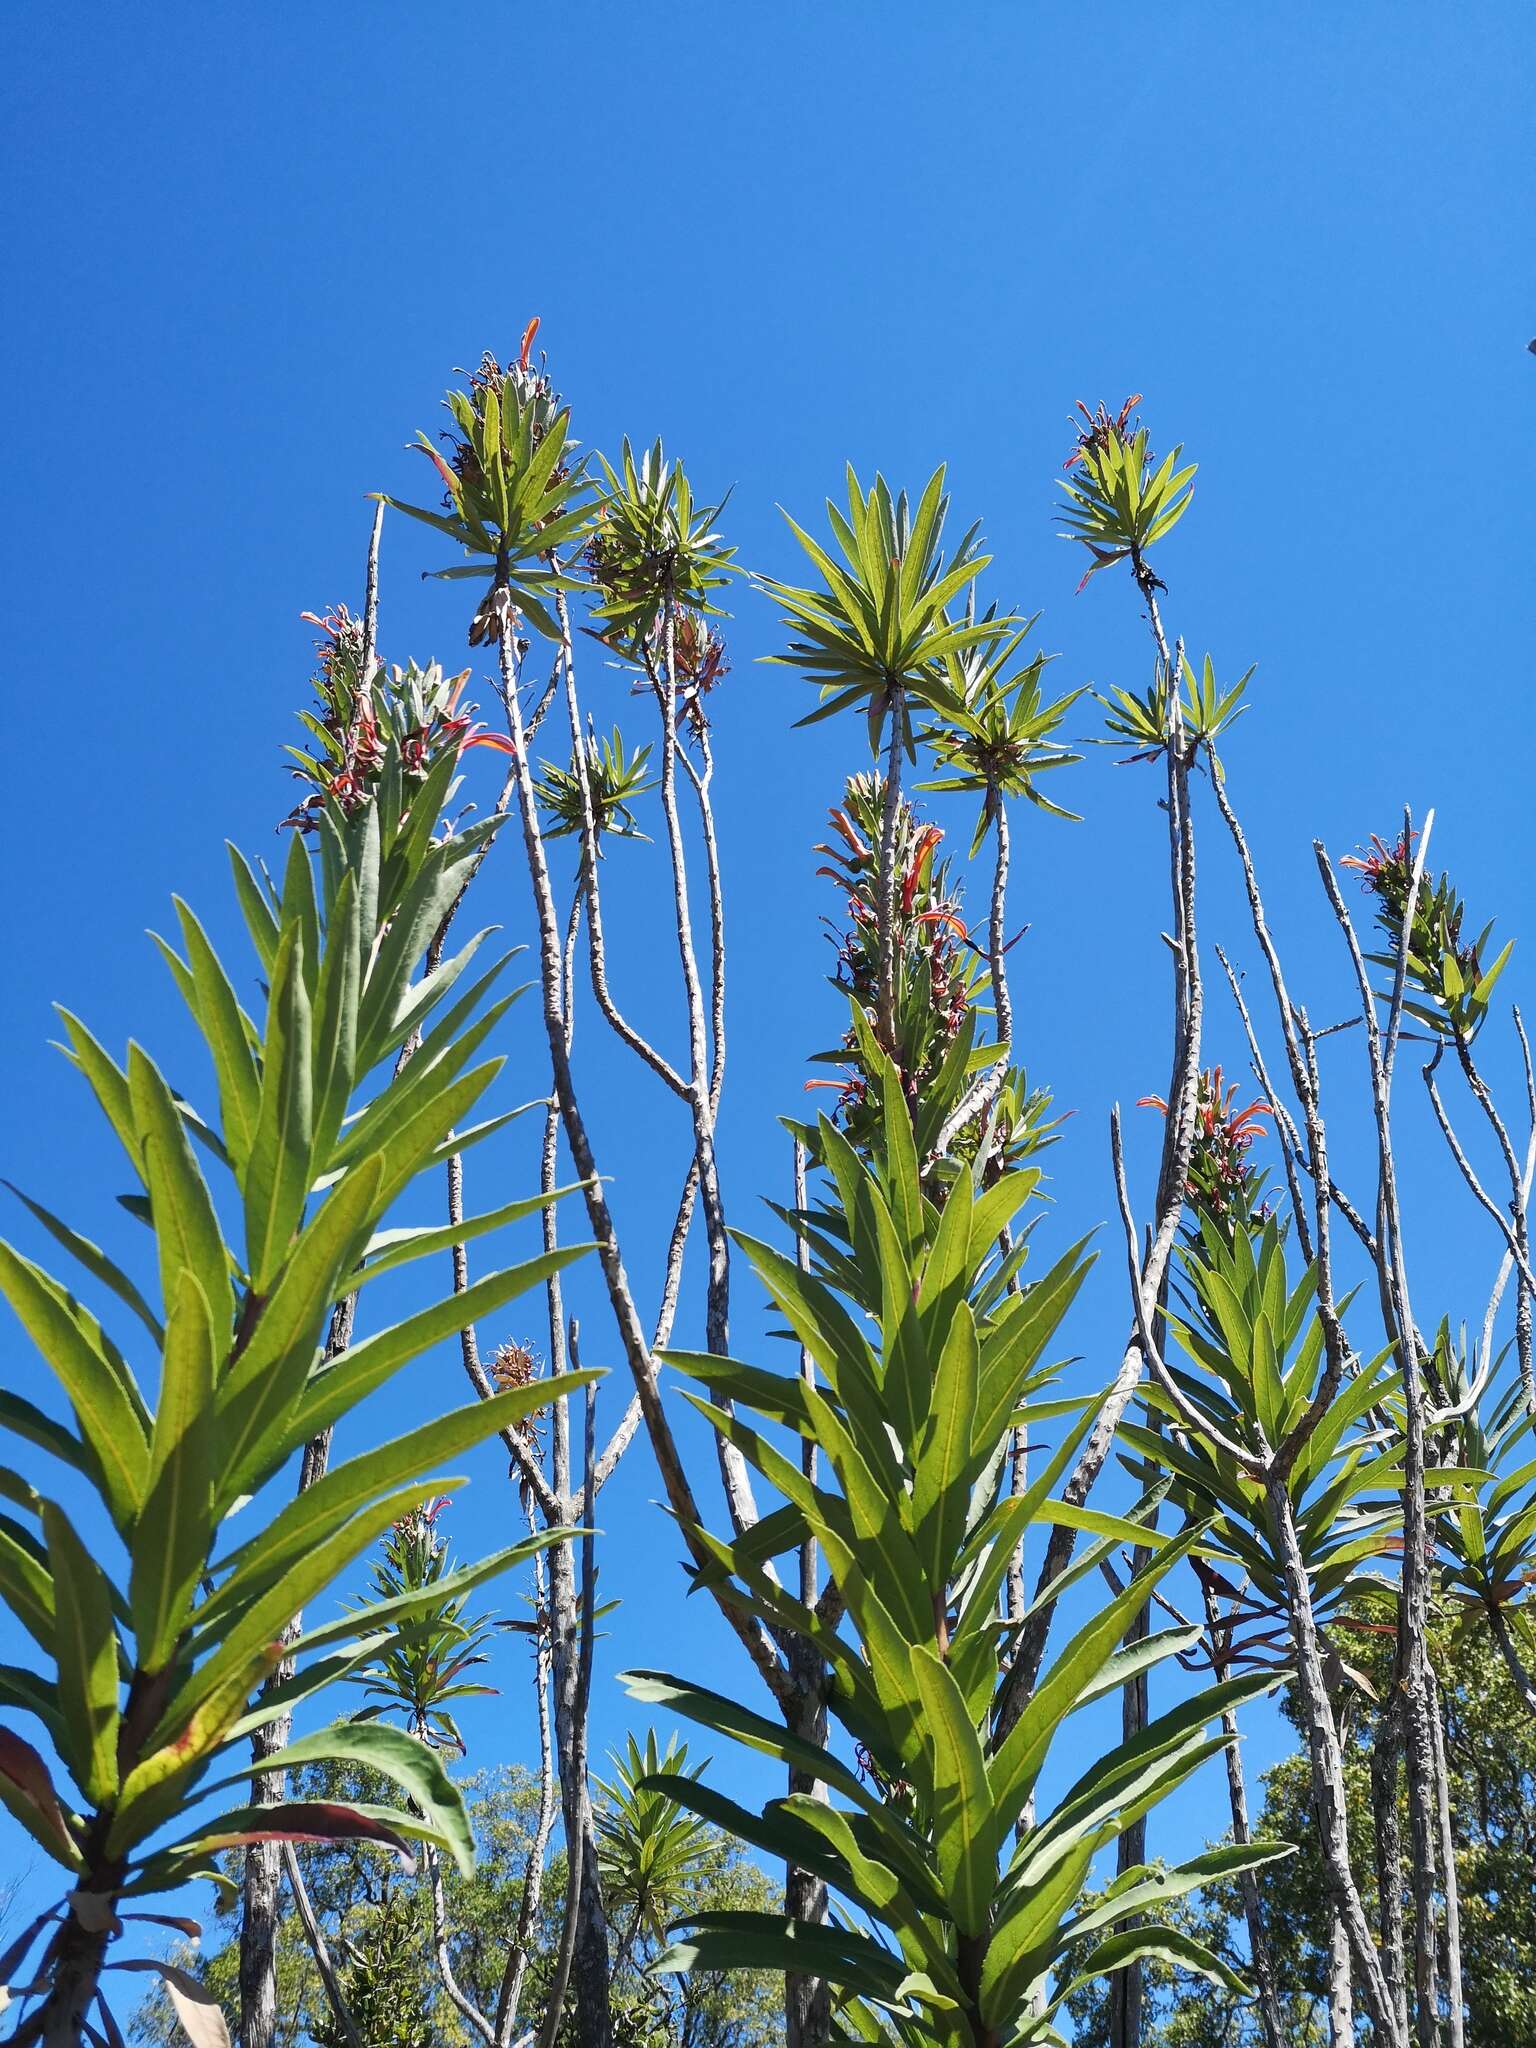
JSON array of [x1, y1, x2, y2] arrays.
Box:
[[0, 751, 595, 2020], [625, 1074, 1285, 2044]]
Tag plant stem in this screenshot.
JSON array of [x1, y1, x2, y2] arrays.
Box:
[[876, 683, 905, 1059], [1267, 1475, 1404, 2044]]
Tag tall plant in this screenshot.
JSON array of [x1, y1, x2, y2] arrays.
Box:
[[0, 743, 593, 2043], [625, 1057, 1287, 2045]]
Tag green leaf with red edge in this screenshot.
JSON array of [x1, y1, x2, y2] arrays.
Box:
[[167, 1799, 418, 1868], [0, 1726, 82, 1871]]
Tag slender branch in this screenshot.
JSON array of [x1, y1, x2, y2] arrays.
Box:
[[494, 1533, 558, 2043], [1317, 815, 1443, 2048], [1267, 1475, 1405, 2043], [1002, 639, 1203, 1719], [539, 1367, 600, 2048], [426, 1839, 495, 2046], [1427, 1661, 1465, 2048], [1200, 1583, 1286, 2048], [492, 599, 788, 1705], [280, 1847, 364, 2048], [1487, 1600, 1536, 1717], [1215, 945, 1314, 1264]]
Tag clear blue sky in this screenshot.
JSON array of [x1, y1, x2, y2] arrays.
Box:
[[2, 0, 1534, 1982]]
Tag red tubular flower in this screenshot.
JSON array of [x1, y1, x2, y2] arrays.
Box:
[[902, 826, 943, 913], [1340, 830, 1415, 890]]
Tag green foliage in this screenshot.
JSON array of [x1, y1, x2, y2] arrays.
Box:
[[761, 466, 1003, 750], [625, 1077, 1286, 2044], [585, 439, 735, 656], [346, 1497, 503, 1755], [1057, 399, 1195, 592], [130, 1763, 780, 2048], [1340, 831, 1514, 1039], [1070, 1612, 1536, 2048], [597, 1733, 715, 1952], [1094, 652, 1250, 767], [537, 726, 656, 843], [1434, 1341, 1536, 1639], [381, 344, 595, 643], [918, 610, 1083, 851], [0, 726, 596, 2025], [1122, 1214, 1403, 1671], [283, 608, 487, 828]]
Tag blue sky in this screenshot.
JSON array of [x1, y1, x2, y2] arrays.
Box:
[[2, 0, 1535, 1993]]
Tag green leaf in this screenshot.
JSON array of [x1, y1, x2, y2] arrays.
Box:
[[912, 1303, 979, 1593], [131, 1270, 216, 1671], [246, 1721, 478, 1873], [0, 1242, 149, 1529], [128, 1046, 236, 1344], [41, 1500, 122, 1805], [909, 1645, 995, 1935], [654, 1914, 908, 2005], [244, 921, 315, 1290], [203, 1374, 595, 1639], [215, 1157, 387, 1504], [172, 898, 263, 1173], [2, 1181, 162, 1342]]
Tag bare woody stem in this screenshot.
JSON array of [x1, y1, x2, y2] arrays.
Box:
[[1266, 1473, 1406, 2043], [493, 602, 790, 1706], [493, 1531, 559, 2043], [1200, 1581, 1286, 2048], [1317, 815, 1449, 2047], [1001, 603, 1202, 1721]]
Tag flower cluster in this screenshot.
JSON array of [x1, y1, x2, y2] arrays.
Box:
[[1062, 392, 1143, 471], [434, 319, 562, 513], [1142, 1066, 1271, 1236], [1341, 830, 1511, 1039], [284, 613, 512, 831], [811, 775, 976, 1141]]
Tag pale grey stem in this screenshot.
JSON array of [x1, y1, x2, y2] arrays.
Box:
[[1199, 1583, 1286, 2048], [1001, 662, 1203, 1724], [553, 590, 688, 1098], [1317, 816, 1445, 2048], [648, 618, 749, 1525], [1424, 1060, 1536, 1302], [1327, 1912, 1355, 2048], [539, 1370, 603, 2048], [494, 1534, 558, 2042], [928, 788, 1013, 1170], [521, 651, 564, 748], [493, 603, 788, 1705], [427, 1838, 495, 2046], [1373, 1692, 1412, 2043], [280, 1844, 364, 2048], [1487, 1600, 1536, 1717], [1427, 1662, 1464, 2048], [1268, 1474, 1405, 2044]]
